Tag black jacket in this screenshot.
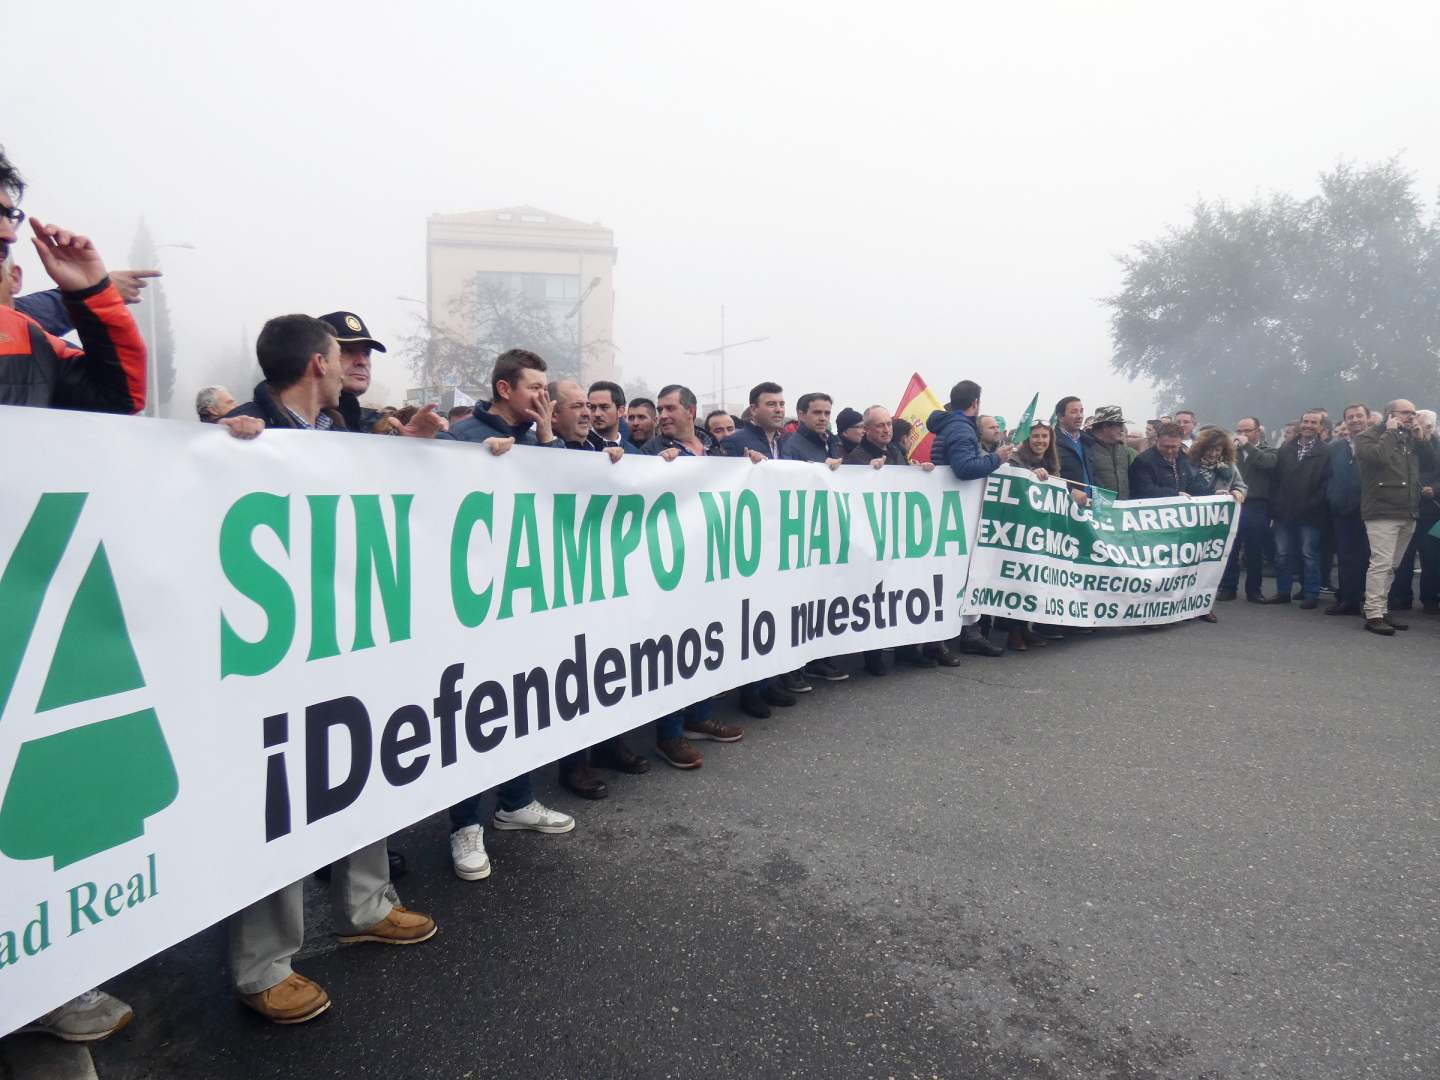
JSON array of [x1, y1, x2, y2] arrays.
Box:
[[1129, 446, 1210, 499], [1272, 439, 1330, 526], [337, 390, 382, 433], [224, 381, 348, 430], [844, 438, 907, 467], [1054, 428, 1091, 486], [781, 425, 843, 463]]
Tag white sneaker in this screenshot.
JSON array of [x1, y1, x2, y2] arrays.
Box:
[[19, 989, 134, 1042], [492, 799, 575, 834], [450, 824, 491, 880]]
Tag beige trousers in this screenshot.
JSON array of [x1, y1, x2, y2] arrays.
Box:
[[1362, 518, 1416, 619]]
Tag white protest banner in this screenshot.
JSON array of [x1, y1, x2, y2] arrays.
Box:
[[962, 466, 1240, 626], [0, 406, 982, 1033]]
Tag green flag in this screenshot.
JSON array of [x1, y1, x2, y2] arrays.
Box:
[[1429, 519, 1440, 541], [1011, 393, 1040, 445], [1089, 485, 1118, 517]]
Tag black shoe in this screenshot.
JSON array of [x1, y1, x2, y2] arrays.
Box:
[[927, 643, 963, 667], [804, 657, 850, 682], [1299, 598, 1318, 610], [560, 765, 608, 800], [958, 632, 1004, 657], [1019, 626, 1048, 647], [1245, 594, 1266, 604], [1324, 602, 1361, 616], [1032, 624, 1066, 640], [761, 682, 797, 707], [739, 687, 772, 719], [1263, 594, 1292, 605], [863, 653, 888, 677], [1364, 618, 1396, 636], [1384, 614, 1410, 631], [781, 670, 814, 694], [1216, 588, 1238, 602], [895, 645, 938, 668], [592, 736, 650, 774]]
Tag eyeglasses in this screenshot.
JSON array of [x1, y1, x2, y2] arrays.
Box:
[[0, 206, 24, 226]]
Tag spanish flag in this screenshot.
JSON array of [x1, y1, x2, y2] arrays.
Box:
[[894, 372, 944, 463]]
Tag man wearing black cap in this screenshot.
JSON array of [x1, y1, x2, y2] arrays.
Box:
[[317, 310, 445, 438]]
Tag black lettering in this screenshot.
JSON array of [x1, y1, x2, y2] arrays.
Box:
[[380, 704, 431, 786], [464, 680, 509, 753], [511, 666, 551, 737], [827, 596, 849, 637], [433, 663, 464, 767], [677, 628, 702, 679], [305, 696, 372, 825], [555, 634, 590, 722], [703, 621, 724, 670], [630, 635, 675, 694], [262, 711, 290, 841], [594, 647, 627, 706]]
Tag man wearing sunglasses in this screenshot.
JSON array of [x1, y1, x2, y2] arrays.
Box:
[[0, 147, 147, 413]]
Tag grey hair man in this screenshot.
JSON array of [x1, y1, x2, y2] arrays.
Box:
[[196, 385, 238, 423]]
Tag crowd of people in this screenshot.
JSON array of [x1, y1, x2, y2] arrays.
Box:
[[3, 141, 1434, 1044]]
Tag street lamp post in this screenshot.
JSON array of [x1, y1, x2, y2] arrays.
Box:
[[145, 242, 196, 417], [683, 305, 769, 413]]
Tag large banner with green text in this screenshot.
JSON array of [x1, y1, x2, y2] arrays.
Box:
[[0, 406, 982, 1033], [963, 466, 1241, 626]]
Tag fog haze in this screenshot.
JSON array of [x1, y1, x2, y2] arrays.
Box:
[[11, 0, 1440, 425]]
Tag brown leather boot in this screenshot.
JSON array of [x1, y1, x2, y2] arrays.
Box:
[[1007, 627, 1028, 652], [242, 973, 331, 1024]]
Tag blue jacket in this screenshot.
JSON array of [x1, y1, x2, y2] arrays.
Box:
[[1326, 437, 1363, 518], [780, 425, 842, 463], [14, 289, 72, 338], [441, 409, 562, 447], [928, 409, 1002, 480], [1129, 446, 1211, 499], [1055, 428, 1091, 487], [721, 421, 783, 460]]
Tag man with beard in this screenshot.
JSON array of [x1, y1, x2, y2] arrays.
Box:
[[627, 397, 658, 445]]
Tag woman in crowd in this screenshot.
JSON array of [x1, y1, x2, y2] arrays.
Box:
[[1003, 421, 1062, 651], [1189, 427, 1247, 622]]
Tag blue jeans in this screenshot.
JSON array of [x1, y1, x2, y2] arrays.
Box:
[[449, 773, 533, 831], [656, 699, 713, 741], [1221, 499, 1270, 597], [1332, 514, 1369, 609], [1275, 522, 1321, 600]]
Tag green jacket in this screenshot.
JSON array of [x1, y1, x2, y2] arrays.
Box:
[[1235, 442, 1277, 503], [1082, 434, 1135, 499], [1353, 422, 1437, 520]]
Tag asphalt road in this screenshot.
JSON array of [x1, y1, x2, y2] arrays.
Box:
[[37, 602, 1440, 1080]]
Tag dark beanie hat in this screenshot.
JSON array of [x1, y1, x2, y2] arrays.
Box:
[[836, 407, 864, 431]]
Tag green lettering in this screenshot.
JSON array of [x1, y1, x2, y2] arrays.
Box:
[[220, 493, 294, 679], [552, 494, 611, 607], [306, 495, 340, 661], [834, 492, 851, 564], [934, 490, 969, 555], [778, 490, 807, 570], [609, 495, 644, 598], [806, 490, 831, 567], [499, 494, 548, 618], [352, 495, 413, 651], [645, 493, 685, 590], [450, 492, 494, 627], [699, 491, 732, 582], [904, 492, 934, 558], [735, 490, 762, 576]]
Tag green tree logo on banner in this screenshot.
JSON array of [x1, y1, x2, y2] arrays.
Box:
[[0, 494, 178, 869]]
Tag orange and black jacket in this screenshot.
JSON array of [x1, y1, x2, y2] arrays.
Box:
[[0, 279, 146, 413]]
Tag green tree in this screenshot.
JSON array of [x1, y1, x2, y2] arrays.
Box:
[[1108, 159, 1440, 426]]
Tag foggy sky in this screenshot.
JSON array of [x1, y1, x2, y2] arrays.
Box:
[[11, 1, 1440, 427]]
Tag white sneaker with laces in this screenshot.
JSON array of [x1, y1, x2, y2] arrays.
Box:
[[450, 824, 491, 880], [492, 800, 575, 834], [19, 989, 134, 1042]]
